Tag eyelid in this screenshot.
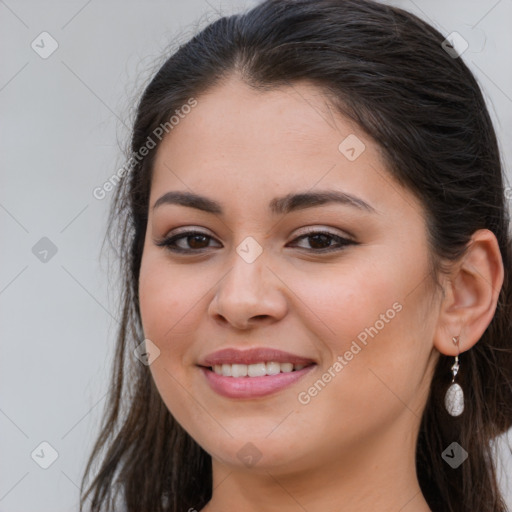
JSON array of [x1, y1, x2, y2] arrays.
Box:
[[162, 225, 215, 237], [155, 225, 358, 255], [159, 225, 353, 244], [292, 225, 355, 240]]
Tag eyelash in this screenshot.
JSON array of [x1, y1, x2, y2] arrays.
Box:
[[155, 229, 357, 254]]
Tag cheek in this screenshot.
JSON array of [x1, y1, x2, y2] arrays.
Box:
[[287, 252, 433, 407], [283, 257, 405, 352], [138, 258, 194, 403], [138, 254, 217, 438], [139, 271, 176, 342], [138, 250, 202, 346]]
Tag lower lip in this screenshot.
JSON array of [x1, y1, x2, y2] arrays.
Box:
[[200, 365, 316, 399]]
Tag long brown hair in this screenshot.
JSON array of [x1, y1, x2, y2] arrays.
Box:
[[80, 1, 512, 510]]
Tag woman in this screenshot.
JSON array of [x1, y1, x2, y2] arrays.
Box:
[[80, 0, 512, 511]]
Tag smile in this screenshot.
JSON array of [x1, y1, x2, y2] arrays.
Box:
[[198, 347, 317, 398], [200, 363, 316, 399], [211, 362, 309, 377]]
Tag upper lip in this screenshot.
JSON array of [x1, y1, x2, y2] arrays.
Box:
[[199, 347, 316, 367]]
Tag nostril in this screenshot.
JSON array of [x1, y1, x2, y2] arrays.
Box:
[[252, 315, 270, 321]]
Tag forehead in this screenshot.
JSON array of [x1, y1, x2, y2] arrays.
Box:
[[149, 76, 420, 225], [176, 82, 335, 151]]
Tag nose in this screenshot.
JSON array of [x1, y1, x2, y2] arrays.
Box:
[[208, 251, 288, 330]]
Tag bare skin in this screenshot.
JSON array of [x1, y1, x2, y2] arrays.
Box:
[[138, 75, 504, 512]]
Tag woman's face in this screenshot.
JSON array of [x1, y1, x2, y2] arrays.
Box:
[[139, 76, 440, 475]]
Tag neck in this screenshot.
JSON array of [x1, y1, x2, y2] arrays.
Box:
[[202, 416, 432, 512]]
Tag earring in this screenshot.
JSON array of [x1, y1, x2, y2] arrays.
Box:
[[444, 336, 464, 417]]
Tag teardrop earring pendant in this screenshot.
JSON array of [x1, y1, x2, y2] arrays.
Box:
[[444, 336, 464, 417]]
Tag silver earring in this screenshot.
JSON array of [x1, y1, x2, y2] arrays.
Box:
[[444, 336, 464, 417]]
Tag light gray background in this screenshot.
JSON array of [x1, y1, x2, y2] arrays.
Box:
[[1, 1, 511, 511]]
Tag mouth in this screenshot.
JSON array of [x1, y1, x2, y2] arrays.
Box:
[[207, 361, 313, 377], [199, 346, 316, 367], [198, 347, 317, 398]]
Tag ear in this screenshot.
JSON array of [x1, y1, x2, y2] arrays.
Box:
[[433, 229, 504, 356]]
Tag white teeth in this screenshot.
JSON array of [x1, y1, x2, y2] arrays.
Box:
[[248, 363, 267, 377], [221, 364, 232, 377], [266, 362, 281, 375], [211, 361, 309, 377], [280, 362, 293, 373], [231, 364, 248, 378]]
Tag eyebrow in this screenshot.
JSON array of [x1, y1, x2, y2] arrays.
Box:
[[153, 189, 377, 215]]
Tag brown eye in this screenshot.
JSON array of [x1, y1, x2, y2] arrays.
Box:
[[155, 231, 221, 253], [307, 233, 334, 249], [156, 229, 356, 255], [288, 231, 356, 253], [186, 234, 210, 249]]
